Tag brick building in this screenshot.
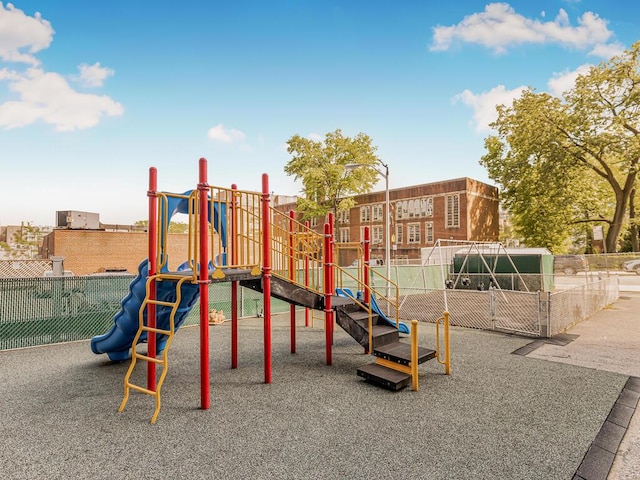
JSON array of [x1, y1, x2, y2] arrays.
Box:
[[276, 177, 499, 265], [40, 230, 190, 276]]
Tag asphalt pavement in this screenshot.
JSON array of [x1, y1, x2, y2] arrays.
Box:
[[1, 295, 636, 480]]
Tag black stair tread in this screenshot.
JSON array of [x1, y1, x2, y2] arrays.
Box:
[[357, 363, 411, 391], [374, 341, 437, 365], [331, 296, 356, 307], [349, 310, 378, 322]]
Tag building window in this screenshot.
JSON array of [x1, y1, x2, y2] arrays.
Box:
[[395, 224, 403, 245], [310, 217, 318, 228], [408, 223, 421, 244], [421, 197, 433, 217], [446, 194, 460, 228], [338, 228, 350, 243], [426, 221, 434, 243], [372, 204, 383, 222], [360, 206, 371, 222], [372, 226, 383, 244], [337, 209, 350, 224], [396, 201, 403, 220]]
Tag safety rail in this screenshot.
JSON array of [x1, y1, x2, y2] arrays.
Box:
[[368, 267, 400, 330], [435, 311, 451, 375], [334, 265, 376, 352], [155, 191, 197, 272], [268, 207, 325, 296]]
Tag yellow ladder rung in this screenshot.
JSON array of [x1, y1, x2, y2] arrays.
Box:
[[134, 353, 164, 364], [126, 383, 159, 397], [146, 299, 178, 307], [141, 326, 171, 335]]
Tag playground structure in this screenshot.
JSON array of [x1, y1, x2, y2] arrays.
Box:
[[91, 158, 450, 423]]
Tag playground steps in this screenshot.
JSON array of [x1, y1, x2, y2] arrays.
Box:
[[357, 343, 436, 391], [240, 276, 323, 310], [334, 305, 399, 350]]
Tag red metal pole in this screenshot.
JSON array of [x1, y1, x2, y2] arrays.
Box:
[[328, 212, 334, 295], [289, 210, 296, 353], [364, 226, 370, 304], [147, 167, 158, 391], [261, 174, 272, 383], [198, 158, 211, 410], [231, 184, 238, 369], [304, 220, 310, 328], [324, 223, 332, 365]]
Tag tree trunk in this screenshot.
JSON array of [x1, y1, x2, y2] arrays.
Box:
[[630, 188, 639, 252]]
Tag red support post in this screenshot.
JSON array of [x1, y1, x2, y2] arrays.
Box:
[[289, 210, 296, 354], [323, 223, 332, 365], [328, 212, 334, 295], [304, 220, 310, 328], [198, 158, 211, 410], [261, 174, 272, 383], [231, 184, 238, 369], [363, 226, 370, 304], [147, 167, 158, 391]]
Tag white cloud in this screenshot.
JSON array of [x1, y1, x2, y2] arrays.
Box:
[[207, 123, 246, 143], [431, 3, 612, 54], [0, 3, 54, 65], [453, 84, 527, 132], [589, 41, 625, 59], [0, 5, 123, 131], [0, 68, 124, 131], [547, 64, 592, 97], [307, 132, 323, 141], [76, 62, 114, 87]]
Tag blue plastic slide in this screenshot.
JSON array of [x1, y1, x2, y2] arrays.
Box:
[[90, 259, 200, 362], [335, 288, 409, 334]]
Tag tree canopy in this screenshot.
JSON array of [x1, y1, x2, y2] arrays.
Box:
[[481, 42, 640, 253], [135, 220, 189, 234], [284, 129, 381, 222]]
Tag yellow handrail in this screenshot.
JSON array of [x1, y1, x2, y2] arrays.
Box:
[[436, 311, 451, 375]]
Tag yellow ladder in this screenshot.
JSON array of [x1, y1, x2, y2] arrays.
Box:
[[118, 274, 191, 424]]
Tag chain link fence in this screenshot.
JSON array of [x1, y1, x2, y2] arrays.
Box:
[[0, 265, 622, 351], [0, 275, 291, 351], [395, 274, 619, 337]]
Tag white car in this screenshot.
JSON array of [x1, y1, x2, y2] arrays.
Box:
[[622, 259, 640, 275]]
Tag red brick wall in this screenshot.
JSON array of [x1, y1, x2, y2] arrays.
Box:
[[41, 230, 190, 275]]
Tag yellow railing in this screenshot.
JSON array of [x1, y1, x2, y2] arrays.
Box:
[[436, 311, 451, 375], [268, 207, 325, 295]]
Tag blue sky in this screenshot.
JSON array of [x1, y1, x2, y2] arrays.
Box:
[[0, 1, 637, 226]]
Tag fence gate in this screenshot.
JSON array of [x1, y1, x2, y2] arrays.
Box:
[[489, 288, 542, 337]]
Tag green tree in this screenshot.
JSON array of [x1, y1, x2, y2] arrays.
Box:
[[135, 220, 188, 234], [7, 223, 42, 259], [284, 129, 381, 224], [481, 42, 640, 253]]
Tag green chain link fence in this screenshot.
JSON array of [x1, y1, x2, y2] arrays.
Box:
[[0, 275, 291, 351]]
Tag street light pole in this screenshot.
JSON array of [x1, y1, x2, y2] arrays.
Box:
[[379, 160, 391, 298]]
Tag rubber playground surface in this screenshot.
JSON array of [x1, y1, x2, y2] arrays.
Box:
[[1, 301, 637, 480]]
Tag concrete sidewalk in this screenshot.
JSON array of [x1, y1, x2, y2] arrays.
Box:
[[527, 292, 640, 479]]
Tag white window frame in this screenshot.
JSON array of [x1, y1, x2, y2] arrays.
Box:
[[372, 204, 383, 222], [337, 209, 350, 224], [421, 197, 433, 217], [446, 194, 460, 228], [395, 224, 403, 245], [426, 221, 434, 243], [338, 227, 350, 243], [360, 206, 371, 222], [408, 223, 421, 244], [371, 226, 383, 244]]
